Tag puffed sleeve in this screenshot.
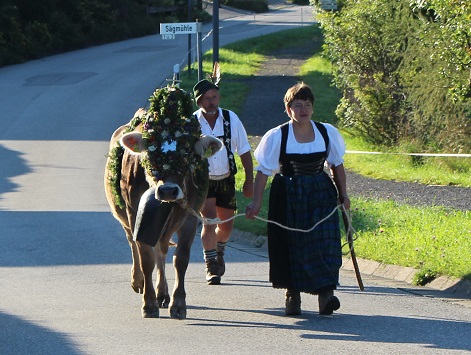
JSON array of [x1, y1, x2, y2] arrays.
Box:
[[324, 123, 346, 167], [253, 126, 283, 176], [229, 111, 251, 156]]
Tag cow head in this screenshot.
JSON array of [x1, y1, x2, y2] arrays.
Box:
[[120, 130, 222, 202], [118, 86, 223, 203]]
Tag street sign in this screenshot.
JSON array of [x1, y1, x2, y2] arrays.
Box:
[[320, 0, 337, 10], [161, 34, 175, 40], [160, 22, 198, 35]]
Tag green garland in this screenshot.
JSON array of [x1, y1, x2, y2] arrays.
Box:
[[107, 85, 202, 209]]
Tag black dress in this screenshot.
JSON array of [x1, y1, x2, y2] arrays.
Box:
[[267, 122, 342, 294]]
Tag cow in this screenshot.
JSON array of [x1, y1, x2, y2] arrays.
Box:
[[104, 86, 223, 319]]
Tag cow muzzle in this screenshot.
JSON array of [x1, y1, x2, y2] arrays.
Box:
[[156, 182, 184, 202]]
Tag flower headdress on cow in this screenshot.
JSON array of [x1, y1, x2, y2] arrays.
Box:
[[107, 85, 203, 208], [140, 86, 203, 181]]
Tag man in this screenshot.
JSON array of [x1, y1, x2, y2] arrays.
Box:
[[193, 79, 254, 285]]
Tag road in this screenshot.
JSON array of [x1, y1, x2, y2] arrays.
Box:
[[1, 5, 470, 355]]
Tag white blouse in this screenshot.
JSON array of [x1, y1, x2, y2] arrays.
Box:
[[194, 107, 251, 176], [254, 121, 346, 176]]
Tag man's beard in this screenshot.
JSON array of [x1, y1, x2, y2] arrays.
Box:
[[203, 106, 218, 115]]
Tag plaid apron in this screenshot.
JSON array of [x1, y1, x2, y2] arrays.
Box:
[[267, 122, 342, 294]]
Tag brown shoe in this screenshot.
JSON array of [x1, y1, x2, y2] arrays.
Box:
[[285, 289, 301, 315], [217, 249, 225, 277], [205, 259, 221, 285], [319, 291, 340, 315]]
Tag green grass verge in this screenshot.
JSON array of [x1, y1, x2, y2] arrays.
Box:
[[180, 24, 471, 281]]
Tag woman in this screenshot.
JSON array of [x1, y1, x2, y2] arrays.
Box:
[[246, 82, 350, 315]]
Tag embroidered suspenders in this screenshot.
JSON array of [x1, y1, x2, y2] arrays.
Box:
[[221, 109, 237, 176]]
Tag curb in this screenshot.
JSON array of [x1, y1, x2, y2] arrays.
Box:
[[229, 229, 471, 300]]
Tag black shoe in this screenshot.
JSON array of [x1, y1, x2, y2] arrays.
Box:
[[217, 249, 225, 277], [205, 259, 221, 285], [285, 289, 301, 315], [319, 295, 340, 315]]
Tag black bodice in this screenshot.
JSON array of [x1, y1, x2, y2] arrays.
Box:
[[278, 122, 330, 177], [280, 151, 326, 176]]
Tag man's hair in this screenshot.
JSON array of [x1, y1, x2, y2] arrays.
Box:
[[284, 82, 315, 108]]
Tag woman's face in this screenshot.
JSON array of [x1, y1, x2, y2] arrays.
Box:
[[287, 99, 313, 123]]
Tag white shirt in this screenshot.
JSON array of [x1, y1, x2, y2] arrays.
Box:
[[254, 121, 346, 176], [194, 107, 251, 176]]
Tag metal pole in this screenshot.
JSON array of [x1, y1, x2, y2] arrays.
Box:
[[196, 20, 203, 81], [187, 0, 192, 75], [173, 64, 180, 87], [212, 0, 219, 64]]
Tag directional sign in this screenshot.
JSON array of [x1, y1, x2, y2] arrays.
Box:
[[160, 22, 198, 35]]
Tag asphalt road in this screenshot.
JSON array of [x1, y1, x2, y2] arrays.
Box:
[[1, 5, 470, 355]]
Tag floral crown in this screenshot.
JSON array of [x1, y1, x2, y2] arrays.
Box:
[[140, 86, 203, 181], [107, 85, 203, 208]]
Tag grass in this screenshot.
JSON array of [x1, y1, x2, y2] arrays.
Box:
[[181, 25, 471, 281], [348, 198, 471, 280], [342, 133, 471, 187]]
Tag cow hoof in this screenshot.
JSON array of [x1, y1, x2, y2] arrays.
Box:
[[142, 306, 160, 318], [170, 306, 187, 320], [132, 284, 143, 294], [157, 294, 170, 308]]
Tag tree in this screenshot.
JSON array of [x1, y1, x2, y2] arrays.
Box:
[[315, 0, 471, 151]]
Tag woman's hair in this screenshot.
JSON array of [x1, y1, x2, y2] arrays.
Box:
[[284, 82, 315, 108]]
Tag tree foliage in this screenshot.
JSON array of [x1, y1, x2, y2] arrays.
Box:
[[314, 0, 471, 152], [0, 0, 208, 67]]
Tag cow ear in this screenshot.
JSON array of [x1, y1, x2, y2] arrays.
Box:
[[120, 132, 145, 154], [194, 135, 223, 158]]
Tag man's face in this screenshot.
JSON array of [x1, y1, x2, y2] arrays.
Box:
[[198, 88, 220, 115]]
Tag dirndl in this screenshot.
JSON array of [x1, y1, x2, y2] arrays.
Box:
[[267, 172, 341, 294]]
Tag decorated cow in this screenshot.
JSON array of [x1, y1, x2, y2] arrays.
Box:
[[104, 85, 222, 319]]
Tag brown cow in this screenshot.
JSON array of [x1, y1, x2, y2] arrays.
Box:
[[104, 86, 222, 319]]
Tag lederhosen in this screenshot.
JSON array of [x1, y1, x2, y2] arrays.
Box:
[[206, 109, 237, 209], [267, 121, 342, 294]]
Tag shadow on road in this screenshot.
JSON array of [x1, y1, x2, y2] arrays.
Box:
[[185, 284, 471, 352], [0, 310, 82, 355], [0, 144, 31, 197]]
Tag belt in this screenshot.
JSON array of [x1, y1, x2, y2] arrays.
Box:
[[209, 172, 230, 181]]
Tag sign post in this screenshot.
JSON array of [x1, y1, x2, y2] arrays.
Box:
[[196, 21, 203, 81]]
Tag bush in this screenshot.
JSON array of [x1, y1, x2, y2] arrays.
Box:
[[0, 0, 208, 67], [316, 0, 471, 152]]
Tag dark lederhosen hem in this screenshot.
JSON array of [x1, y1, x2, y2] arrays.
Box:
[[268, 172, 342, 294], [207, 175, 237, 210]]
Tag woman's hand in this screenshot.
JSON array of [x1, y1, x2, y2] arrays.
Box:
[[245, 200, 261, 220], [340, 195, 350, 210]]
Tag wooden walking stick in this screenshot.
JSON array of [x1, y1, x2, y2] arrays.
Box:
[[340, 205, 364, 291]]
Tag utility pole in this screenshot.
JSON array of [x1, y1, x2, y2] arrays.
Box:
[[187, 0, 192, 75], [212, 0, 219, 65]]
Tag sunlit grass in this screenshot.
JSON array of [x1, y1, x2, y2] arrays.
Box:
[[343, 132, 471, 187], [347, 197, 471, 280]]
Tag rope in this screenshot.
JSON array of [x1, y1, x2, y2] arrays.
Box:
[[200, 204, 342, 232], [183, 202, 358, 253], [187, 203, 353, 234]]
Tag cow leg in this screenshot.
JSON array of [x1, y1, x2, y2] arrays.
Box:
[[169, 218, 197, 320], [136, 241, 159, 318], [123, 226, 144, 294], [154, 244, 170, 308]]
